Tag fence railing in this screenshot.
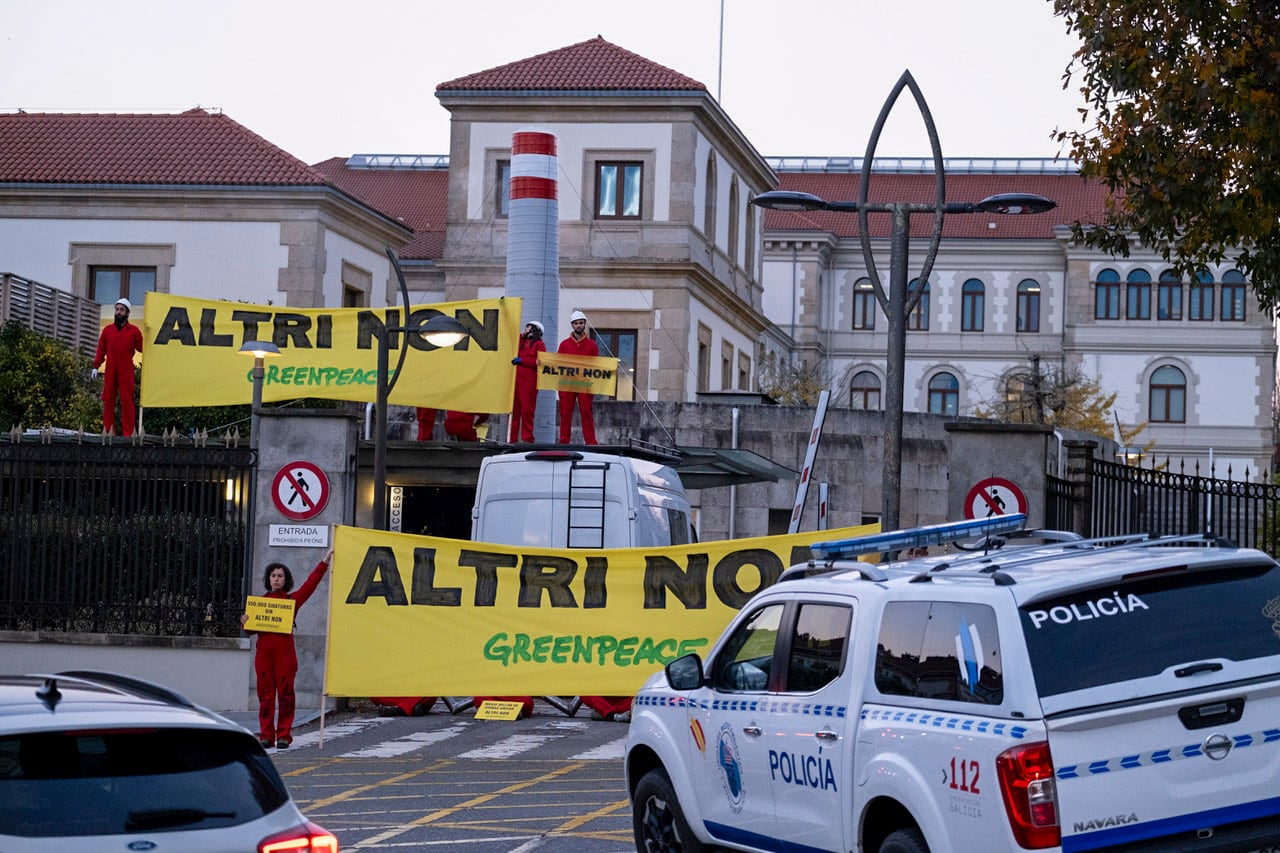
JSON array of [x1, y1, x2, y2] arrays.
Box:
[[1089, 456, 1280, 551], [0, 440, 254, 636], [1, 273, 102, 354]]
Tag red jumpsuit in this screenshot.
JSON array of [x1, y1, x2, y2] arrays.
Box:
[[557, 333, 599, 444], [252, 557, 329, 745], [415, 408, 439, 440], [92, 321, 143, 436], [444, 411, 488, 441], [509, 335, 546, 442]]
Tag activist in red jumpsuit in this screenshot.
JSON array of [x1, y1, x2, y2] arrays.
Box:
[[241, 549, 331, 749], [91, 297, 144, 436], [415, 408, 439, 441], [444, 410, 489, 441], [509, 320, 545, 442], [557, 310, 598, 445]]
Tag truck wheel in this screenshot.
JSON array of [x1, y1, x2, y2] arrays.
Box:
[[879, 827, 929, 853], [632, 769, 706, 852]]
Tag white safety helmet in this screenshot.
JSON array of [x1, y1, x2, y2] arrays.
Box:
[[115, 298, 131, 311], [528, 320, 544, 334], [570, 310, 587, 323]]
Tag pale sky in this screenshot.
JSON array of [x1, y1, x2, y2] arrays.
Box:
[[3, 0, 1084, 166]]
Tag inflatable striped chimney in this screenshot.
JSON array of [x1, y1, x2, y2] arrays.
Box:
[[504, 129, 559, 444]]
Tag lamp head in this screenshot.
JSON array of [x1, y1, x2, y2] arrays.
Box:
[[237, 341, 281, 360], [750, 190, 832, 212], [420, 314, 468, 347], [973, 193, 1056, 215]]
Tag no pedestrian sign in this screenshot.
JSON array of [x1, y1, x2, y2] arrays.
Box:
[[964, 477, 1027, 520], [271, 461, 330, 521]]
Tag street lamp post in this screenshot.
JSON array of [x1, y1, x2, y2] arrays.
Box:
[[370, 313, 468, 530], [237, 340, 281, 601], [752, 70, 1055, 532]]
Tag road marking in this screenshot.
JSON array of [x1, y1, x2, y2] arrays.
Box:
[[341, 723, 474, 758], [570, 736, 627, 760]]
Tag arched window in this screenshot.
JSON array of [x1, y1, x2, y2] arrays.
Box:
[[961, 279, 984, 332], [1149, 365, 1186, 423], [852, 277, 876, 330], [703, 152, 717, 239], [744, 197, 756, 278], [1126, 269, 1151, 320], [1158, 270, 1182, 320], [928, 372, 959, 415], [908, 279, 930, 331], [1016, 279, 1040, 332], [1190, 270, 1214, 320], [1095, 268, 1120, 319], [727, 178, 740, 266], [1221, 269, 1246, 321], [851, 371, 881, 410]]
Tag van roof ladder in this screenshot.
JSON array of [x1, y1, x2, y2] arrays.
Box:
[[567, 460, 609, 548]]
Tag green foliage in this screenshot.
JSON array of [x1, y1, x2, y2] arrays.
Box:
[[971, 358, 1122, 438], [0, 321, 101, 431], [1054, 1, 1280, 310]]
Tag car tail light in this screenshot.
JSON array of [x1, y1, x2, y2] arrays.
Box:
[[259, 820, 339, 853], [996, 741, 1060, 849]]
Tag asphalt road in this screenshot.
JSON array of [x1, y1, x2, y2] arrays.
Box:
[[260, 701, 636, 852]]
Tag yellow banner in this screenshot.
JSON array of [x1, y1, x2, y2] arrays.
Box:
[[139, 293, 520, 411], [537, 351, 618, 396], [324, 522, 878, 697], [245, 595, 295, 634]]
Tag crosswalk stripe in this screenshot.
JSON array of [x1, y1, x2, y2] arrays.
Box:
[[342, 723, 474, 758]]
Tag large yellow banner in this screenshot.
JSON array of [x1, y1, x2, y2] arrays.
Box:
[[325, 522, 878, 697], [140, 293, 520, 411], [537, 351, 619, 396]]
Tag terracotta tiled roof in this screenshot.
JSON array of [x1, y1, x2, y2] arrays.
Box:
[[767, 171, 1109, 239], [0, 109, 330, 186], [437, 36, 705, 93], [312, 158, 448, 260]]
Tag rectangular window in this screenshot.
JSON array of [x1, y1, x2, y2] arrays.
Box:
[[496, 160, 511, 218], [737, 352, 751, 391], [720, 341, 734, 391], [596, 161, 642, 219], [1189, 280, 1214, 320], [593, 329, 637, 401], [89, 267, 156, 305], [1222, 281, 1246, 321], [1158, 280, 1182, 319], [1095, 281, 1120, 319], [1126, 281, 1151, 319]]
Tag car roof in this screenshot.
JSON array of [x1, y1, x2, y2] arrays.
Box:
[[0, 672, 240, 735], [777, 529, 1277, 608]]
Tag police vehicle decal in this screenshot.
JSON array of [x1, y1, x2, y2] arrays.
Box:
[[862, 707, 1029, 739], [635, 692, 847, 717], [716, 723, 746, 813], [1056, 725, 1280, 779]]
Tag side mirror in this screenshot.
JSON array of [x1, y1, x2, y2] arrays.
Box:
[[665, 653, 705, 690]]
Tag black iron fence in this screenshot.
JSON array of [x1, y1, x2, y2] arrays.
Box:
[[0, 439, 253, 636], [1089, 456, 1280, 552]]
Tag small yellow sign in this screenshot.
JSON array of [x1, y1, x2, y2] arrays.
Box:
[[475, 700, 526, 721], [245, 595, 296, 634]]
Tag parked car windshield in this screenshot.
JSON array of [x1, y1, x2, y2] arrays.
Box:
[[0, 727, 289, 837], [1019, 558, 1280, 697]]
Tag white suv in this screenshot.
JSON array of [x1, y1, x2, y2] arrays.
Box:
[[625, 515, 1280, 852], [0, 670, 338, 852]]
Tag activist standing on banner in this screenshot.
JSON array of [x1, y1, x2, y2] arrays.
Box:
[[557, 310, 598, 445], [240, 548, 332, 749], [91, 297, 144, 437], [509, 320, 545, 443]]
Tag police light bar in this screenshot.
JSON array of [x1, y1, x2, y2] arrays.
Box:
[[810, 514, 1028, 560]]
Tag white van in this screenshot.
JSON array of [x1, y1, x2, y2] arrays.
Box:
[[470, 448, 695, 549]]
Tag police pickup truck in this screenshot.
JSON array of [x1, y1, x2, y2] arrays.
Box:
[[624, 515, 1280, 852]]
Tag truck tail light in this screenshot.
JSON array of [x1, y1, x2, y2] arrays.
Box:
[[996, 741, 1061, 849], [259, 820, 339, 853]]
